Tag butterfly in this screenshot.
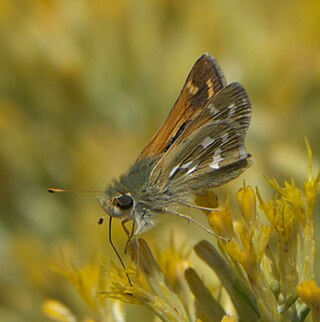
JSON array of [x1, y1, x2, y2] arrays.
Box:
[[98, 53, 252, 240]]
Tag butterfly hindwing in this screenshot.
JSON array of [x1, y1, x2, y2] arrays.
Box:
[[150, 82, 252, 189], [138, 53, 227, 160]]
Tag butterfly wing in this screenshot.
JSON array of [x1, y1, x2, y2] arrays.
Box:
[[149, 82, 252, 190], [137, 53, 227, 160]]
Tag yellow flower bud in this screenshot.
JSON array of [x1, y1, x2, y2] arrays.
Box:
[[237, 185, 256, 223]]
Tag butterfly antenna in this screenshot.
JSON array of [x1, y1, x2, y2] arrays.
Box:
[[49, 187, 133, 286], [124, 221, 136, 254], [48, 188, 103, 193], [109, 217, 133, 287]]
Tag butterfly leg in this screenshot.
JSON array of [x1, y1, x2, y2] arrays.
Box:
[[131, 220, 152, 272], [129, 220, 153, 274], [162, 207, 228, 240], [178, 202, 222, 212], [121, 217, 133, 237], [131, 236, 140, 276], [121, 218, 141, 275], [121, 217, 136, 255]]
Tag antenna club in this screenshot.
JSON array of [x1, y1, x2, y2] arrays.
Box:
[[47, 188, 103, 193]]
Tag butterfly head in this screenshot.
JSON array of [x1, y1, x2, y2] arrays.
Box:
[[98, 192, 135, 218]]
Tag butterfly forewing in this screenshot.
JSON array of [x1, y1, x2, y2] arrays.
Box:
[[138, 53, 227, 160]]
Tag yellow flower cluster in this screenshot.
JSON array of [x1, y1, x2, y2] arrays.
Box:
[[43, 144, 319, 322]]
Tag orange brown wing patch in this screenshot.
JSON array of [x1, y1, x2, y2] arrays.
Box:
[[138, 53, 226, 160]]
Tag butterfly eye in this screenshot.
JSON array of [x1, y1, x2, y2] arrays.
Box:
[[115, 194, 134, 210]]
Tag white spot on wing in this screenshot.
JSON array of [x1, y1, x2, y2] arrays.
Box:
[[221, 133, 230, 143], [239, 146, 248, 159], [201, 137, 215, 148], [169, 165, 179, 178], [210, 154, 224, 169], [181, 161, 192, 169], [228, 103, 236, 116], [186, 165, 197, 175], [209, 146, 248, 170], [169, 161, 194, 178]]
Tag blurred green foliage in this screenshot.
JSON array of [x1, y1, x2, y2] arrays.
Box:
[[0, 0, 319, 321]]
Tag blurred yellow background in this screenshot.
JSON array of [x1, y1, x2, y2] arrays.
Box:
[[0, 0, 319, 321]]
